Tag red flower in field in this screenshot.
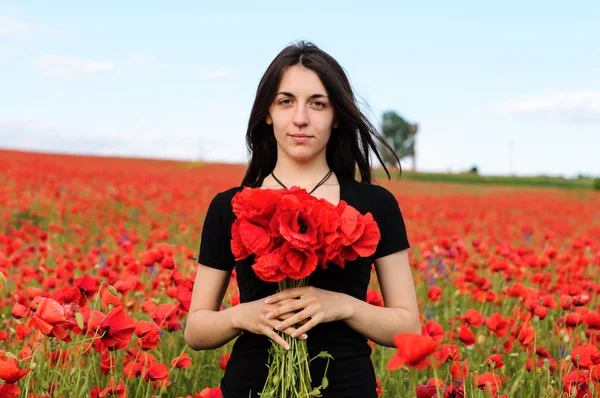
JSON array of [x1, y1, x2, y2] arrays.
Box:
[[171, 353, 192, 369], [366, 290, 384, 307], [421, 321, 445, 343], [143, 362, 171, 389], [134, 321, 161, 350], [565, 312, 584, 328], [515, 322, 535, 347], [375, 377, 384, 396], [485, 312, 509, 338], [450, 360, 469, 381], [427, 286, 443, 302], [98, 376, 128, 398], [25, 296, 73, 342], [11, 302, 28, 319], [463, 309, 483, 327], [416, 385, 439, 398], [458, 325, 475, 346], [196, 387, 222, 398], [0, 383, 20, 398], [473, 373, 502, 395], [0, 330, 8, 341], [484, 354, 504, 369], [433, 344, 461, 366], [570, 344, 600, 369], [151, 303, 180, 331], [96, 306, 136, 350], [75, 274, 100, 297], [0, 358, 30, 383], [443, 384, 464, 398], [387, 333, 438, 370], [562, 370, 591, 398], [219, 353, 230, 370], [230, 293, 240, 307], [100, 350, 117, 375]]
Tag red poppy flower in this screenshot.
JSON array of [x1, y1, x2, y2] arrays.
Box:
[[197, 387, 222, 398], [219, 353, 230, 370], [463, 308, 483, 327], [98, 376, 128, 398], [25, 296, 72, 342], [570, 343, 600, 369], [422, 321, 445, 343], [171, 353, 192, 369], [134, 321, 161, 350], [428, 286, 443, 302], [485, 312, 509, 338], [0, 358, 30, 383], [387, 333, 439, 370], [366, 290, 384, 307], [473, 373, 502, 395], [458, 325, 475, 346], [97, 306, 136, 350]]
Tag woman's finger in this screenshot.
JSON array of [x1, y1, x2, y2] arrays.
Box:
[[266, 298, 307, 320], [273, 307, 316, 333], [263, 325, 291, 350], [290, 313, 323, 338], [264, 287, 309, 304]]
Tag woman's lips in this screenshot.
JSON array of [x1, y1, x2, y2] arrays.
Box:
[[289, 134, 312, 143]]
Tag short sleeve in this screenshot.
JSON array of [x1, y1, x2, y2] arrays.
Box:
[[372, 186, 410, 259], [197, 192, 236, 271]]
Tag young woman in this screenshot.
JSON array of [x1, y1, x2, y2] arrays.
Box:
[[184, 41, 421, 398]]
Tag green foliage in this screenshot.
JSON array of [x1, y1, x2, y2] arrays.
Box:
[[375, 169, 595, 190], [593, 178, 600, 191], [379, 111, 418, 165]]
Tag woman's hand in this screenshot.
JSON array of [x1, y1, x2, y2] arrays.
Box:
[[231, 298, 305, 350], [263, 286, 351, 339]]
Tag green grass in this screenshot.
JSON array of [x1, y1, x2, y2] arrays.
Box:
[[373, 169, 597, 191]]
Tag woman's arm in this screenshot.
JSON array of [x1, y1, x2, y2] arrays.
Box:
[[184, 263, 307, 350], [264, 249, 421, 347], [184, 264, 242, 350], [341, 249, 421, 347]]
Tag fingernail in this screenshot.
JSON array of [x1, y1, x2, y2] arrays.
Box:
[[285, 344, 290, 350], [274, 324, 282, 331], [264, 297, 272, 303], [266, 312, 273, 319], [291, 332, 297, 337], [301, 334, 308, 340]]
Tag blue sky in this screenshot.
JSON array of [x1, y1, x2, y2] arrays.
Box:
[[0, 1, 598, 177]]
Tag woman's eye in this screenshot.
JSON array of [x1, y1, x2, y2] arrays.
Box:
[[279, 99, 292, 105], [313, 101, 326, 108]]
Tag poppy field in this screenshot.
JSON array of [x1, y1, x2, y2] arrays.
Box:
[[1, 149, 599, 397]]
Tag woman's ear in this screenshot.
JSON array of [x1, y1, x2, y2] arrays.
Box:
[[333, 120, 339, 129], [266, 114, 273, 125]]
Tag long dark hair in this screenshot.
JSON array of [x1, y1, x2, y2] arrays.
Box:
[[241, 40, 402, 186]]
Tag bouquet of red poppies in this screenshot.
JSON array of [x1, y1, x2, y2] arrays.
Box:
[[231, 185, 381, 397]]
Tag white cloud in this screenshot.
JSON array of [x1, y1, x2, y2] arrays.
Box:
[[35, 54, 116, 79], [472, 90, 600, 121], [0, 14, 57, 37]]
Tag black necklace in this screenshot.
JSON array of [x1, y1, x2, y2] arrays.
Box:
[[271, 169, 333, 195]]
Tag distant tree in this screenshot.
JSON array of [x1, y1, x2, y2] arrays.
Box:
[[379, 110, 419, 171], [468, 165, 479, 175]]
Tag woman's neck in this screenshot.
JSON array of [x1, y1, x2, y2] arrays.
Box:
[[269, 159, 332, 188]]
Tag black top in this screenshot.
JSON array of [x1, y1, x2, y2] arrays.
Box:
[[197, 173, 410, 398]]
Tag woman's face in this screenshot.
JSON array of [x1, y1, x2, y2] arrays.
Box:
[[266, 64, 338, 163]]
